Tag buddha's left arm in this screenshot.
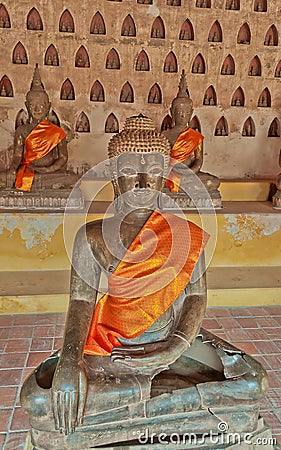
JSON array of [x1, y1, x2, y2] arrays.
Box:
[[190, 143, 203, 173]]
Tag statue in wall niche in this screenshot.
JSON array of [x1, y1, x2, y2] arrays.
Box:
[[0, 64, 82, 209], [272, 149, 281, 208], [21, 115, 271, 450], [161, 70, 222, 209]]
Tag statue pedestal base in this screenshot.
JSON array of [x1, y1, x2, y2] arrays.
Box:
[[159, 187, 222, 210], [272, 190, 281, 209], [0, 188, 84, 210]]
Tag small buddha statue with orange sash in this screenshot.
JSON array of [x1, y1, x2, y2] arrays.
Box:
[[20, 115, 268, 449], [272, 149, 281, 208], [163, 70, 221, 208], [0, 65, 78, 192]]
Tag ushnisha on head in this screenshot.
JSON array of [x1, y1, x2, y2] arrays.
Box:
[[170, 70, 193, 124], [108, 114, 171, 159], [25, 64, 51, 122]]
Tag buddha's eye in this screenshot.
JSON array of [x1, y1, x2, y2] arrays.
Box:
[[148, 165, 163, 176], [119, 166, 137, 176]]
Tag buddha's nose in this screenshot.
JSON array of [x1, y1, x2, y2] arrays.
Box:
[[135, 174, 151, 189]]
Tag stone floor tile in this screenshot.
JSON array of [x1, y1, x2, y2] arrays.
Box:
[[10, 407, 30, 431], [0, 369, 22, 387], [0, 387, 18, 408]]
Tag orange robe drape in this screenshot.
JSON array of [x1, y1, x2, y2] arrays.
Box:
[[15, 119, 66, 192], [166, 127, 204, 193], [84, 210, 209, 356]]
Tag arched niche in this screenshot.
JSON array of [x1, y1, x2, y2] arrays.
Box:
[[44, 44, 59, 66], [0, 4, 10, 28], [151, 16, 165, 38], [90, 12, 106, 35], [274, 60, 281, 78], [15, 109, 28, 129], [192, 53, 205, 74], [90, 80, 105, 101], [0, 75, 13, 97], [208, 21, 222, 42], [59, 9, 74, 33], [12, 42, 28, 64], [264, 25, 278, 46], [164, 51, 177, 72], [27, 7, 43, 30], [48, 110, 60, 126], [231, 87, 245, 106], [106, 48, 120, 69], [120, 82, 134, 102], [196, 0, 211, 8], [76, 112, 90, 132], [268, 118, 280, 137], [75, 45, 90, 68], [105, 113, 119, 133], [121, 14, 136, 36], [179, 18, 194, 40], [203, 85, 217, 105], [161, 115, 173, 131], [135, 50, 150, 71], [190, 116, 201, 132], [137, 0, 152, 3], [237, 23, 251, 44], [242, 117, 255, 136], [225, 0, 240, 10], [60, 78, 75, 100], [258, 88, 271, 107], [254, 0, 267, 12], [248, 56, 261, 76], [148, 83, 162, 103], [221, 54, 235, 75], [167, 0, 181, 5], [215, 117, 229, 136]]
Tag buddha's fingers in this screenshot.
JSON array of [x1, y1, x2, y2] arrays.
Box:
[[64, 391, 77, 434], [77, 371, 86, 425], [59, 391, 66, 434], [52, 390, 60, 430]]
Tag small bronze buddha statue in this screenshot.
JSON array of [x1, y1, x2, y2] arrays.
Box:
[[0, 65, 81, 208], [21, 115, 269, 449], [161, 70, 222, 209]]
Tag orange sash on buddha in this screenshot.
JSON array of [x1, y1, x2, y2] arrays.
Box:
[[166, 127, 204, 193], [15, 119, 66, 192], [84, 210, 209, 356]]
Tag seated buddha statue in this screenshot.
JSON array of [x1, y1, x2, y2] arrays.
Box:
[[21, 115, 268, 450], [0, 64, 79, 193], [162, 70, 221, 208]]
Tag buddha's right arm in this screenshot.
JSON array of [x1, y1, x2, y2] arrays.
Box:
[[51, 226, 101, 434], [10, 131, 24, 170]]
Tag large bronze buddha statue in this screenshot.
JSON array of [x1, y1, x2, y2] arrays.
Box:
[[21, 115, 269, 449], [0, 65, 81, 208], [161, 70, 222, 209]]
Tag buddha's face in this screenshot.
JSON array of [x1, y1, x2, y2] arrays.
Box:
[[116, 152, 165, 210], [172, 102, 193, 127], [26, 92, 51, 123]]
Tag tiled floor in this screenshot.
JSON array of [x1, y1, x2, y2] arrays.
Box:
[[0, 306, 280, 449]]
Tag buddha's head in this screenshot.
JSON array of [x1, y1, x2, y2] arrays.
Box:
[[171, 70, 193, 127], [25, 64, 51, 123], [108, 114, 170, 211]]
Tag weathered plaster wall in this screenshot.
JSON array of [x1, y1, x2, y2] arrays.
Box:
[[0, 0, 280, 178], [0, 209, 280, 313]]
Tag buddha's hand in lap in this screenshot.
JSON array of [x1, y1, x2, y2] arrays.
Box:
[[111, 334, 189, 374], [51, 357, 87, 435]]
